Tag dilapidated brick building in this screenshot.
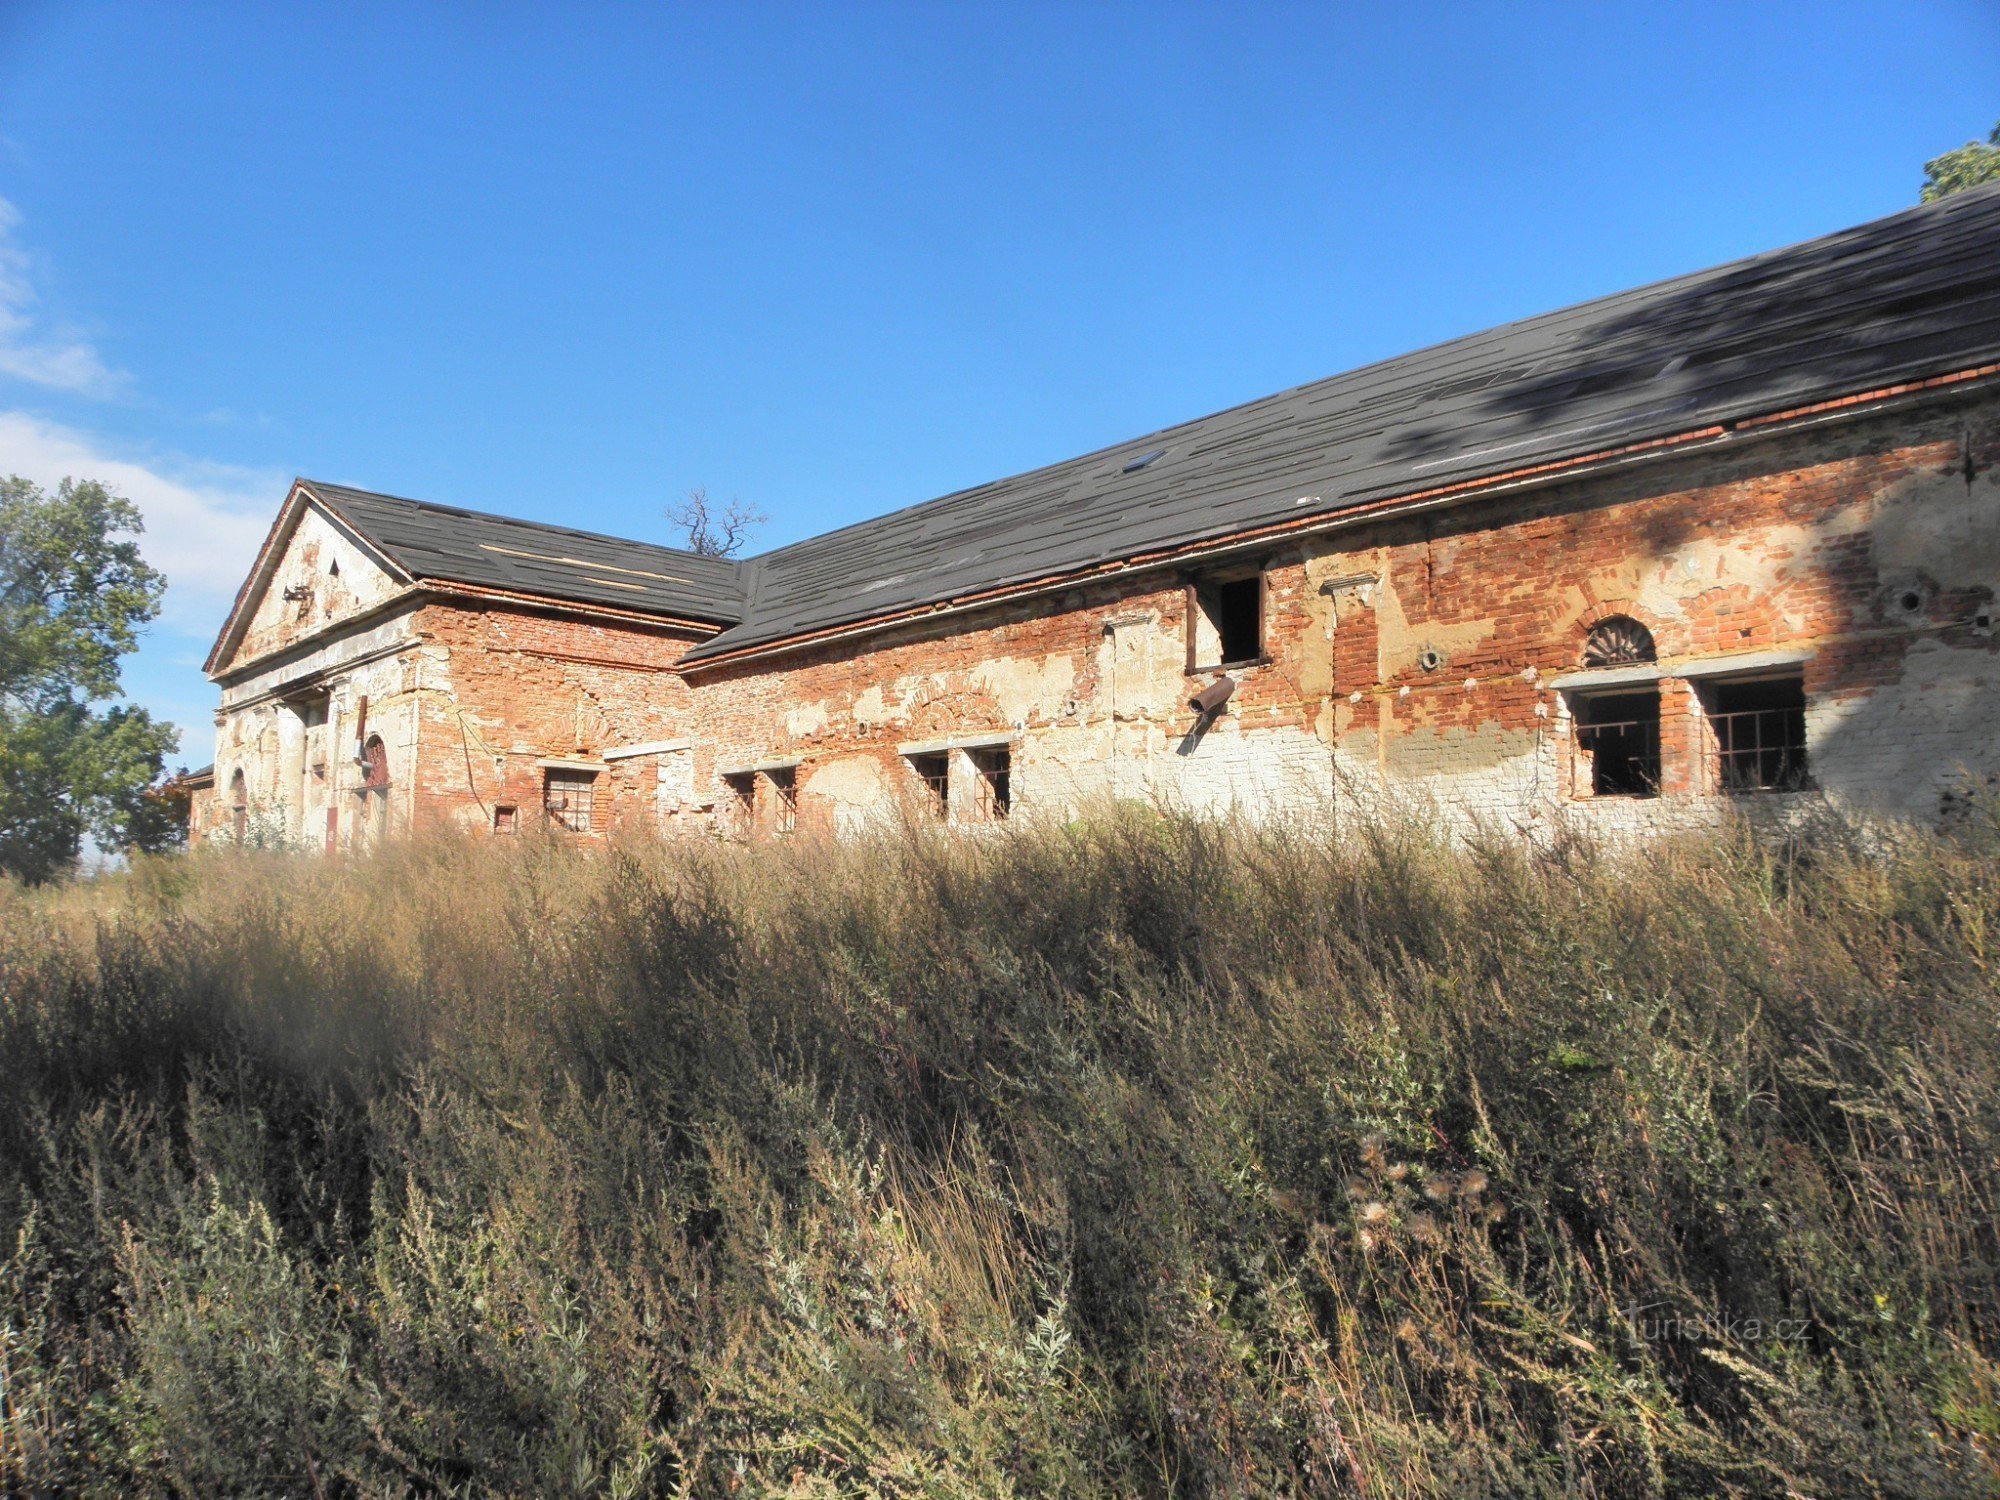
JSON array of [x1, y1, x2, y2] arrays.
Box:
[[201, 185, 2000, 846]]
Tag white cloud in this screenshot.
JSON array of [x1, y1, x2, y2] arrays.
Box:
[[0, 197, 127, 398], [0, 410, 281, 624]]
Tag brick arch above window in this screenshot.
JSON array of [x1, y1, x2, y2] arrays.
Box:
[[1574, 599, 1673, 659], [1582, 615, 1657, 668]]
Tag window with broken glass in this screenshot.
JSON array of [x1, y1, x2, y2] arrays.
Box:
[[765, 766, 798, 834], [1701, 674, 1810, 793], [1573, 690, 1662, 798], [906, 751, 950, 819], [543, 767, 596, 832], [968, 746, 1011, 820]]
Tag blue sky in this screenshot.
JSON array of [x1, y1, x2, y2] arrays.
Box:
[[0, 2, 1994, 768]]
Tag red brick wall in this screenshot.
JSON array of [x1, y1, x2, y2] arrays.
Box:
[[406, 600, 711, 836]]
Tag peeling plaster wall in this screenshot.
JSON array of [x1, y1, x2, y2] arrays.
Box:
[[208, 607, 423, 849], [689, 569, 1341, 833], [225, 505, 406, 671], [1302, 394, 2000, 832]]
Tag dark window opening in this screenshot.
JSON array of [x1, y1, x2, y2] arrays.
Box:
[[493, 804, 517, 834], [765, 766, 797, 834], [1703, 675, 1810, 793], [907, 751, 950, 818], [969, 746, 1011, 820], [543, 767, 596, 832], [229, 768, 247, 841], [1190, 571, 1264, 669], [1574, 690, 1661, 798]]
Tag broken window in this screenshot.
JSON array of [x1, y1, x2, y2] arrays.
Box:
[[765, 766, 797, 834], [722, 771, 756, 837], [543, 767, 596, 832], [906, 750, 950, 819], [1702, 674, 1810, 793], [968, 746, 1011, 820], [493, 804, 517, 834], [1572, 690, 1661, 798], [1188, 569, 1265, 670]]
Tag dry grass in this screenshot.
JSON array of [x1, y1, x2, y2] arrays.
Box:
[[2, 805, 1998, 1496]]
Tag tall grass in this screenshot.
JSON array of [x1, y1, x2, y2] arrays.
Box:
[[2, 806, 1998, 1496]]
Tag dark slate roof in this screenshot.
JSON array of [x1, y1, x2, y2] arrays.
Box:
[[302, 480, 747, 625], [679, 181, 2000, 661]]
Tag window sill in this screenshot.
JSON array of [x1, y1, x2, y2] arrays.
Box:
[[1186, 656, 1270, 677]]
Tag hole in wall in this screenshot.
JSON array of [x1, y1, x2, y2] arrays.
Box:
[[1887, 581, 1934, 618], [1417, 648, 1443, 673]]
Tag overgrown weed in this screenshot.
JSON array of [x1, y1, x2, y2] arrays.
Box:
[[1, 808, 1997, 1495]]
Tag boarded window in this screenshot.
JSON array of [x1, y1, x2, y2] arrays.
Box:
[[907, 750, 950, 819], [969, 746, 1011, 820], [1189, 571, 1264, 669], [1702, 675, 1810, 793], [1573, 690, 1660, 798], [543, 767, 596, 832]]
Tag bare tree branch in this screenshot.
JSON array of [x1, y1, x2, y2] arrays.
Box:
[[666, 486, 768, 558]]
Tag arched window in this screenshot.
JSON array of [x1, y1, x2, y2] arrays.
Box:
[[361, 735, 390, 789], [229, 768, 247, 842], [1582, 615, 1656, 667]]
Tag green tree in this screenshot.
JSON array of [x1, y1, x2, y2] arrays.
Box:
[[1921, 122, 2000, 202], [0, 475, 178, 882]]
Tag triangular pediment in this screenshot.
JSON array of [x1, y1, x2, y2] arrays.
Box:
[[206, 484, 414, 677]]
